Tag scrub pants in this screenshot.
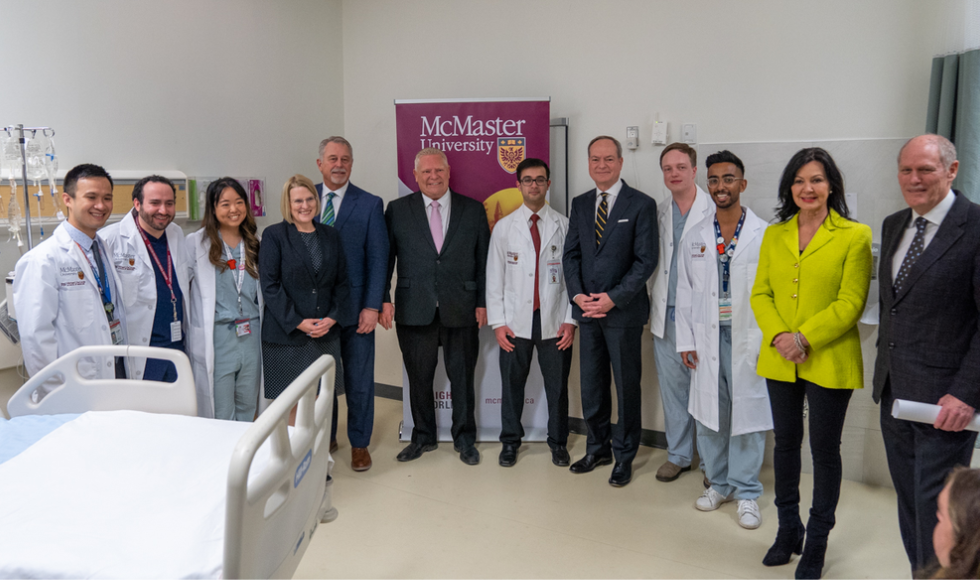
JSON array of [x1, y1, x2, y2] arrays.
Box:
[[653, 307, 701, 468], [212, 320, 260, 421], [696, 326, 765, 500]]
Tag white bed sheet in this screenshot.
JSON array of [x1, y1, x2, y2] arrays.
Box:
[[0, 410, 275, 579], [0, 414, 78, 465]]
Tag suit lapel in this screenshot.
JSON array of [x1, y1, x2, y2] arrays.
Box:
[[895, 194, 967, 303], [598, 185, 632, 254], [440, 191, 463, 255], [333, 185, 356, 230], [285, 222, 320, 282], [800, 222, 834, 262], [410, 192, 439, 255]]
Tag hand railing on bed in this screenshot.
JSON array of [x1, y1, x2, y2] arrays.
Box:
[[6, 346, 197, 417], [224, 354, 336, 579]]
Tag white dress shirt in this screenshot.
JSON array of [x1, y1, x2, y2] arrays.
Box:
[[424, 191, 451, 238], [320, 181, 349, 220], [892, 189, 956, 282], [593, 178, 623, 217]]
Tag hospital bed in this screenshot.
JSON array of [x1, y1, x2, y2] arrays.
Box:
[[0, 345, 337, 579]]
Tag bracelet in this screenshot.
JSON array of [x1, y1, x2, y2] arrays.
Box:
[[793, 332, 808, 356]]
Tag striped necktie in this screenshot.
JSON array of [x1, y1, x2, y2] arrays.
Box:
[[321, 191, 336, 226], [595, 192, 608, 247]]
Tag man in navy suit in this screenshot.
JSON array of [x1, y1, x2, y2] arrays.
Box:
[[316, 136, 389, 472], [563, 136, 658, 487]]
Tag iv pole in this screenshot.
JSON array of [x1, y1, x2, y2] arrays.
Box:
[[4, 123, 54, 251]]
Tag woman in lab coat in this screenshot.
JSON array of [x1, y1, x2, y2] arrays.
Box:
[[185, 178, 263, 420]]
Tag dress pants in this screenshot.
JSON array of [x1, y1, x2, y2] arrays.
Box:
[[696, 326, 765, 500], [880, 384, 978, 572], [498, 310, 571, 450], [334, 323, 376, 448], [767, 378, 852, 540], [578, 319, 643, 463], [396, 310, 478, 448], [653, 307, 698, 467]]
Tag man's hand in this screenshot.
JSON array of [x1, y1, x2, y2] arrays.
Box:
[[379, 303, 395, 330], [357, 308, 379, 334], [575, 293, 609, 318], [934, 394, 975, 432], [681, 351, 699, 369], [556, 323, 576, 350], [495, 326, 516, 352], [587, 292, 615, 314], [476, 307, 488, 328]]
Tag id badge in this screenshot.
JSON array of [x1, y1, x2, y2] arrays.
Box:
[[547, 261, 561, 284], [235, 318, 252, 337], [170, 320, 182, 343], [109, 320, 124, 345], [719, 296, 733, 322]]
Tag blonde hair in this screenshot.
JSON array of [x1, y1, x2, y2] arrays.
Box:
[[414, 147, 448, 170], [280, 174, 320, 224]]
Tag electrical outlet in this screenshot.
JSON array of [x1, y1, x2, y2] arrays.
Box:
[[626, 126, 639, 150]]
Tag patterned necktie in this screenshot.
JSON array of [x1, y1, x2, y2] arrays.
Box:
[[429, 200, 444, 253], [321, 191, 336, 226], [530, 214, 541, 311], [595, 192, 608, 247], [894, 216, 928, 294]]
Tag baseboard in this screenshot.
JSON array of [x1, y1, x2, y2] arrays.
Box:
[[374, 382, 667, 450]]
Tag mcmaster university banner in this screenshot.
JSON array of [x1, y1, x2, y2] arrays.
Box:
[[394, 97, 550, 441]]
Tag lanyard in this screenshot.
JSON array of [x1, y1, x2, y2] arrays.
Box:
[[713, 208, 746, 296], [223, 240, 246, 315], [74, 240, 115, 320], [134, 220, 178, 322]]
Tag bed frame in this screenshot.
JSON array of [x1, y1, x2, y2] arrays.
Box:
[[6, 345, 336, 579]]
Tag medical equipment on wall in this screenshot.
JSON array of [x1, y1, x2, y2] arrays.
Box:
[[2, 125, 57, 251]]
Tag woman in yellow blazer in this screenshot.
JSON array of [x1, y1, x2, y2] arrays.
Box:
[[751, 148, 872, 580]]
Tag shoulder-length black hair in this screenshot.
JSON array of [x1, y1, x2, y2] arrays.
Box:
[[203, 177, 260, 279], [774, 147, 851, 224]]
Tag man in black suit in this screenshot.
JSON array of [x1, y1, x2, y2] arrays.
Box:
[[873, 134, 980, 573], [380, 147, 490, 465], [563, 136, 658, 487]]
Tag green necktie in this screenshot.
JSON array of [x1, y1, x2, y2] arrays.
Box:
[[321, 191, 336, 226]]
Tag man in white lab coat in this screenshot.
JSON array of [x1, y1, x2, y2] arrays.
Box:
[[14, 164, 128, 391], [649, 142, 714, 483], [486, 158, 576, 467], [674, 151, 772, 529], [102, 175, 190, 382]]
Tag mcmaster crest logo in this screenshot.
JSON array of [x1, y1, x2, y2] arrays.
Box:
[[497, 138, 525, 174]]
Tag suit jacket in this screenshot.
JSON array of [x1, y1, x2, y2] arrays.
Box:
[[751, 210, 872, 390], [384, 190, 490, 327], [316, 182, 389, 328], [259, 220, 350, 345], [872, 191, 980, 408], [562, 180, 658, 327]]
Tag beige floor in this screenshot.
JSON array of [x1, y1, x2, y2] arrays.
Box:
[[297, 396, 911, 579]]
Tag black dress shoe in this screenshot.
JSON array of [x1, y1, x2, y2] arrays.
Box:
[[569, 453, 613, 474], [396, 442, 437, 462], [763, 523, 805, 566], [455, 445, 481, 465], [551, 446, 570, 467], [498, 444, 519, 467], [608, 462, 632, 487], [795, 538, 827, 579]]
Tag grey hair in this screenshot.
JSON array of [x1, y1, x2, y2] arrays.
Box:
[[898, 134, 957, 169], [588, 135, 623, 159], [415, 147, 448, 170], [318, 136, 353, 159]]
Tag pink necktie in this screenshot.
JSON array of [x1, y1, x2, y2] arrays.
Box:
[[429, 200, 444, 253]]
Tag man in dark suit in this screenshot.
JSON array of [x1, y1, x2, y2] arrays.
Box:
[[873, 134, 980, 573], [314, 136, 389, 472], [379, 147, 490, 465], [563, 136, 658, 487]]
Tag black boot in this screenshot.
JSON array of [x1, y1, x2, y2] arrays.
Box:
[[762, 522, 805, 566], [795, 536, 827, 579]]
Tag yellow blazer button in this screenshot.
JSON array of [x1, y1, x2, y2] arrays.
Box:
[[794, 263, 799, 268], [793, 278, 799, 283], [791, 294, 797, 299]]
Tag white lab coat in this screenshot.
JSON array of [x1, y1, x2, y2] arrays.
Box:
[[183, 229, 264, 418], [649, 185, 714, 338], [101, 212, 190, 380], [13, 222, 130, 381], [674, 207, 772, 436], [486, 203, 575, 339]]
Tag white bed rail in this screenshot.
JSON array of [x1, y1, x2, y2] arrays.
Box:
[[6, 346, 197, 417], [224, 354, 335, 579]]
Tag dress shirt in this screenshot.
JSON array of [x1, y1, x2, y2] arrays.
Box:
[[516, 202, 545, 229], [424, 192, 451, 238], [320, 181, 349, 219], [892, 189, 956, 282], [63, 220, 119, 311], [593, 178, 623, 217]]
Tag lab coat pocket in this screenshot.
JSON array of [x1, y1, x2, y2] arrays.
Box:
[[119, 272, 141, 308]]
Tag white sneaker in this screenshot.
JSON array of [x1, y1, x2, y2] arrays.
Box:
[[695, 488, 733, 511], [737, 499, 762, 529]]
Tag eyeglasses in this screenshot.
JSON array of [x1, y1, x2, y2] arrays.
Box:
[[707, 176, 741, 186], [520, 177, 549, 186]]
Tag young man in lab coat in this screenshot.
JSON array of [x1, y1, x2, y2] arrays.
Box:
[[14, 164, 128, 392], [102, 175, 190, 382], [674, 151, 772, 529], [486, 158, 576, 467]]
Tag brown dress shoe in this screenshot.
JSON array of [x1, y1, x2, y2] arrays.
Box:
[[330, 439, 339, 454], [351, 447, 372, 472], [655, 460, 691, 482]]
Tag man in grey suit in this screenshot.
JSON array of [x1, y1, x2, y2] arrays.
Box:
[[874, 134, 980, 573], [563, 136, 658, 487], [380, 147, 491, 465]]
